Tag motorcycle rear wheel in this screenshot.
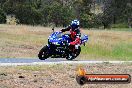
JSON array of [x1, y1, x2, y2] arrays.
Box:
[[66, 46, 81, 60]]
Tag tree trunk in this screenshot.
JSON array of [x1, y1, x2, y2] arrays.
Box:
[[128, 18, 132, 28], [113, 15, 116, 24]]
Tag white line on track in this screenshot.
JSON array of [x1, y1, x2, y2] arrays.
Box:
[[0, 60, 132, 66]]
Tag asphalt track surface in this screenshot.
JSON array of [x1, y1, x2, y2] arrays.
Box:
[[0, 58, 132, 66]]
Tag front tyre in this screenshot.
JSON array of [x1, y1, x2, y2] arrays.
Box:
[[38, 45, 50, 60]]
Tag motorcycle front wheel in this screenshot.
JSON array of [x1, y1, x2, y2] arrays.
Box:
[[38, 45, 50, 60]]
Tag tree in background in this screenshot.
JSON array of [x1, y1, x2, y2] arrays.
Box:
[[124, 0, 132, 28], [73, 0, 93, 28], [0, 0, 7, 8], [3, 0, 42, 25], [102, 0, 132, 28], [40, 0, 74, 27], [0, 0, 131, 28], [0, 0, 102, 27], [0, 8, 6, 23]]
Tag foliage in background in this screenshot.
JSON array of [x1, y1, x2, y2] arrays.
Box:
[[0, 0, 132, 28], [0, 8, 6, 23], [40, 1, 74, 27], [101, 0, 132, 28]]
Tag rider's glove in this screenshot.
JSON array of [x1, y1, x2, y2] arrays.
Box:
[[61, 29, 66, 33], [59, 30, 62, 33]]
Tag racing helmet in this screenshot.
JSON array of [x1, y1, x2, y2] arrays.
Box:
[[71, 19, 80, 29]]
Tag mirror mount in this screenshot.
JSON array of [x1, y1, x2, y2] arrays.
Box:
[[52, 27, 54, 32]]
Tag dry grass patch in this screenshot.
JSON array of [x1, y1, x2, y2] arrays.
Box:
[[0, 24, 132, 60]]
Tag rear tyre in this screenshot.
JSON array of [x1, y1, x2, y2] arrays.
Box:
[[74, 46, 81, 58], [38, 45, 50, 60], [66, 46, 81, 60]]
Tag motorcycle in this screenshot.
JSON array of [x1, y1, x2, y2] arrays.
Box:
[[38, 28, 88, 60]]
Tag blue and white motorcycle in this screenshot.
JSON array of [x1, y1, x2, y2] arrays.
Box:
[[38, 28, 88, 60]]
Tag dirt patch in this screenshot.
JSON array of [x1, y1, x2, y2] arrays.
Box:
[[0, 63, 131, 88]]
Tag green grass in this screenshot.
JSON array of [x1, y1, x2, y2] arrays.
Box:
[[81, 42, 132, 60], [112, 23, 129, 28], [111, 43, 132, 60], [111, 28, 132, 31]]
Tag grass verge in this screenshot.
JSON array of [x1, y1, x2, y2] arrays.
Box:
[[0, 24, 132, 60]]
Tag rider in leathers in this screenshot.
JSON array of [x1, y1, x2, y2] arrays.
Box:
[[61, 20, 81, 57]]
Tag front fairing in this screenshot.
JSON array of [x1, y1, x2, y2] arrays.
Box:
[[48, 32, 70, 45], [48, 31, 88, 46]]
